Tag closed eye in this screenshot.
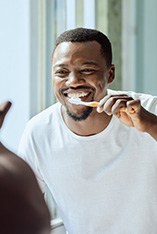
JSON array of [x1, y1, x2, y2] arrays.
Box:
[[54, 69, 69, 77], [80, 69, 98, 75]]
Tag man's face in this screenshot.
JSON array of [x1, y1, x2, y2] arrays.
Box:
[[52, 41, 114, 121]]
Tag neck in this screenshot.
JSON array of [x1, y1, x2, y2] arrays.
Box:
[[61, 106, 112, 136]]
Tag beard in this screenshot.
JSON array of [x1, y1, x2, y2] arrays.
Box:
[[66, 107, 93, 121]]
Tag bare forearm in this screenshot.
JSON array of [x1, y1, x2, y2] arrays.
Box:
[[131, 107, 157, 141], [145, 114, 157, 141]]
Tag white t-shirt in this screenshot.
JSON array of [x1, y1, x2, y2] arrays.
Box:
[[18, 90, 157, 234]]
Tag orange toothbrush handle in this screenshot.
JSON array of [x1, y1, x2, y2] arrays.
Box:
[[88, 102, 99, 107], [120, 107, 135, 114]]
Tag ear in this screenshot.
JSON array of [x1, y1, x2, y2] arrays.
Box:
[[107, 64, 115, 84]]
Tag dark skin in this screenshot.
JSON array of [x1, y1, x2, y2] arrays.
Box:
[[0, 101, 51, 234], [52, 41, 157, 140], [52, 41, 114, 136]]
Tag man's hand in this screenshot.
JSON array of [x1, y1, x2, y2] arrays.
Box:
[[97, 94, 157, 140], [0, 101, 12, 129]]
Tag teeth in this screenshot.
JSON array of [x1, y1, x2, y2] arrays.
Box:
[[68, 92, 88, 98]]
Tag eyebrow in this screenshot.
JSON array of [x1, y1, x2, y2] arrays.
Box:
[[53, 61, 99, 68], [81, 61, 99, 66], [53, 63, 67, 69]]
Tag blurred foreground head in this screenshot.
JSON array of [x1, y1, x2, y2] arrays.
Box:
[[0, 101, 51, 234]]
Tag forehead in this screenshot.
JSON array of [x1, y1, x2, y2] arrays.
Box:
[[52, 41, 106, 65]]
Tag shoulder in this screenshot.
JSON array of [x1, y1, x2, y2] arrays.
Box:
[[18, 102, 61, 156], [24, 102, 61, 134], [0, 146, 51, 233], [29, 102, 60, 126], [0, 145, 37, 184]]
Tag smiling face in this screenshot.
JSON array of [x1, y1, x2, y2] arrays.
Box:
[[52, 41, 115, 121]]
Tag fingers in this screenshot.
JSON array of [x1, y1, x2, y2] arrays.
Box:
[[97, 94, 140, 116], [126, 99, 141, 114], [0, 101, 12, 128]]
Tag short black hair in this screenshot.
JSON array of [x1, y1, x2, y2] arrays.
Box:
[[54, 27, 112, 67]]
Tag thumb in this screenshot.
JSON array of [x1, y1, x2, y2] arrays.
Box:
[[0, 101, 12, 128], [127, 99, 141, 115]]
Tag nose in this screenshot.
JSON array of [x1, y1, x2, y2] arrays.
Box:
[[65, 72, 85, 87]]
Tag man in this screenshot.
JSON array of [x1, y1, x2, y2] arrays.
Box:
[[18, 28, 157, 234], [0, 101, 51, 234]]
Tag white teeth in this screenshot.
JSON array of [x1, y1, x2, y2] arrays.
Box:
[[68, 92, 88, 98]]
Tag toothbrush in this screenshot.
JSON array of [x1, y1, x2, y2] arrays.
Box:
[[68, 98, 99, 107], [68, 98, 135, 113]]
